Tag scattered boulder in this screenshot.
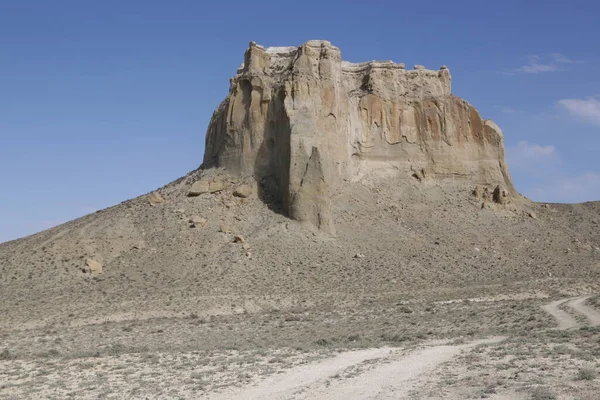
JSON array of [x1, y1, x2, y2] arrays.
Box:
[[233, 184, 253, 198], [148, 192, 165, 205], [188, 177, 227, 196], [188, 180, 210, 196], [208, 178, 225, 193], [219, 225, 234, 234], [492, 185, 509, 205], [472, 186, 491, 200], [354, 253, 365, 259], [189, 216, 207, 228], [528, 212, 537, 219], [82, 258, 102, 274], [412, 169, 425, 182], [233, 235, 245, 243]]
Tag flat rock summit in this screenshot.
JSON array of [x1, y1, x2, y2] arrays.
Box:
[[203, 40, 515, 232]]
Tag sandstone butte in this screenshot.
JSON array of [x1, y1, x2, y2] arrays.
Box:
[[202, 40, 516, 233]]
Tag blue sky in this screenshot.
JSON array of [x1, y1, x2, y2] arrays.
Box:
[[1, 0, 599, 243]]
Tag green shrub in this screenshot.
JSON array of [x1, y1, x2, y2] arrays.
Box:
[[530, 386, 556, 400], [576, 366, 597, 381], [0, 348, 13, 360]]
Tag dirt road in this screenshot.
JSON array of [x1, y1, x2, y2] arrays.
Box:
[[207, 295, 600, 399], [542, 295, 600, 329], [541, 298, 579, 330], [565, 296, 600, 326], [208, 337, 504, 400]]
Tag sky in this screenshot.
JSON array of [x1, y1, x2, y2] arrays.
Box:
[[1, 0, 599, 243]]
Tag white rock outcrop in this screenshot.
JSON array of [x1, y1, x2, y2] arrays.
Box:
[[202, 40, 515, 232]]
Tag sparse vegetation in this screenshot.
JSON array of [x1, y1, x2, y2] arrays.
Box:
[[577, 366, 597, 381], [530, 386, 557, 400], [0, 160, 598, 398], [0, 348, 13, 360]]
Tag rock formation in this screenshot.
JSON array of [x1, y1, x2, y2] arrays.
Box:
[[202, 40, 515, 232]]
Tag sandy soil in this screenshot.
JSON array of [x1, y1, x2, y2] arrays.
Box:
[[194, 295, 600, 399], [208, 337, 505, 400], [541, 299, 579, 330], [2, 294, 600, 399], [564, 296, 600, 326], [1, 171, 599, 399]]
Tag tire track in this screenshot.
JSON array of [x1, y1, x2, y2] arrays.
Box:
[[541, 299, 579, 330], [565, 296, 600, 327], [542, 295, 600, 329], [207, 337, 505, 400]]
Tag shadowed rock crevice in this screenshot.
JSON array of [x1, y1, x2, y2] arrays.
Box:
[[254, 86, 291, 215]]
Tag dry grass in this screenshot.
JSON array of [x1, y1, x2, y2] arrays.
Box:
[[0, 172, 598, 398], [410, 326, 600, 399]]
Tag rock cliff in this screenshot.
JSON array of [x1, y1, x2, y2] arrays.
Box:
[[202, 40, 515, 232]]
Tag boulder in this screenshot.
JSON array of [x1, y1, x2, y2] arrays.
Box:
[[472, 186, 491, 200], [493, 185, 509, 205], [189, 216, 207, 228], [148, 192, 165, 205], [188, 178, 226, 196], [83, 258, 102, 274], [412, 169, 426, 182], [208, 179, 225, 193], [233, 235, 245, 243], [219, 225, 234, 234], [188, 180, 210, 196], [233, 184, 253, 198]]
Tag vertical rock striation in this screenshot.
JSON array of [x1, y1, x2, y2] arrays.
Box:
[[202, 40, 515, 232]]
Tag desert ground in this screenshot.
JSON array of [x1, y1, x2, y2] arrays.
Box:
[[1, 173, 599, 399], [2, 292, 600, 399]]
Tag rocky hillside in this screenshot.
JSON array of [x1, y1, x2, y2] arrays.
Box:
[[1, 41, 599, 330]]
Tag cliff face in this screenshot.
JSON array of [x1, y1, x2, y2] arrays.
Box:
[[203, 40, 515, 232]]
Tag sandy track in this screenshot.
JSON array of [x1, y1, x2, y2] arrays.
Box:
[[542, 295, 600, 329], [542, 299, 579, 330], [565, 296, 600, 326], [208, 337, 504, 400]]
